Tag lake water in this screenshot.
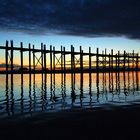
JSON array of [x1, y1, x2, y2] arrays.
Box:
[[0, 71, 139, 118]]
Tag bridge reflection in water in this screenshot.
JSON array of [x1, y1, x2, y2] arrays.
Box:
[[0, 71, 139, 117]]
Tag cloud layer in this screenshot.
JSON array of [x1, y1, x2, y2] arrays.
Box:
[[0, 0, 140, 39]]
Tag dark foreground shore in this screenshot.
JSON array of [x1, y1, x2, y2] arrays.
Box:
[[1, 105, 140, 140]]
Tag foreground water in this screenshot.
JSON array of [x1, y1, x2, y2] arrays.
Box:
[[0, 71, 139, 118]]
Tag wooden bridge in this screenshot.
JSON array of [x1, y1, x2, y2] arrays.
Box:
[[0, 40, 139, 74]]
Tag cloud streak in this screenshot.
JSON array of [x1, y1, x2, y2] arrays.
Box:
[[0, 0, 140, 39]]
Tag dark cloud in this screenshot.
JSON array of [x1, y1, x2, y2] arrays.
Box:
[[0, 0, 140, 39]]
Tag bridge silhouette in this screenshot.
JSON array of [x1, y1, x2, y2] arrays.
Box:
[[0, 40, 139, 74]]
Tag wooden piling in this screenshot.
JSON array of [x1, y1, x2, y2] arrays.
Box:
[[73, 47, 75, 70], [102, 50, 104, 68], [118, 51, 120, 70], [29, 44, 31, 73], [10, 40, 14, 73], [115, 53, 117, 70], [111, 49, 113, 70], [33, 45, 35, 72], [50, 45, 52, 72], [61, 46, 63, 71], [5, 41, 8, 73], [96, 48, 99, 72], [44, 45, 46, 72], [124, 50, 126, 70], [109, 53, 111, 72], [128, 53, 130, 70], [105, 48, 107, 69], [136, 53, 139, 70], [71, 45, 74, 72], [41, 43, 44, 72], [20, 42, 23, 72], [63, 47, 66, 72], [133, 50, 135, 68], [80, 46, 83, 72], [53, 46, 55, 71], [89, 47, 91, 72]]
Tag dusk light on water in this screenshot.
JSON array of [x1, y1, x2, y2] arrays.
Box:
[[0, 0, 140, 140]]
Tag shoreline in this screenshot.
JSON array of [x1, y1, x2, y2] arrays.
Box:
[[1, 104, 140, 140]]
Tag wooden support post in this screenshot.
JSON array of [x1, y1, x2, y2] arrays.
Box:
[[109, 53, 111, 71], [63, 47, 66, 72], [102, 50, 104, 69], [50, 45, 52, 72], [73, 47, 75, 71], [133, 50, 135, 68], [41, 43, 44, 73], [118, 51, 120, 70], [61, 46, 63, 71], [44, 45, 46, 72], [71, 45, 73, 72], [20, 42, 23, 73], [80, 46, 83, 72], [29, 43, 31, 73], [116, 53, 117, 70], [33, 45, 35, 72], [128, 53, 130, 70], [10, 40, 14, 73], [111, 49, 113, 70], [5, 41, 8, 73], [136, 53, 139, 70], [89, 47, 91, 72], [105, 48, 107, 69], [53, 46, 55, 71], [80, 72, 83, 100], [96, 48, 99, 72], [124, 50, 126, 70]]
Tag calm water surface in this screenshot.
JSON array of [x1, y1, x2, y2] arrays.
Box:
[[0, 72, 139, 118]]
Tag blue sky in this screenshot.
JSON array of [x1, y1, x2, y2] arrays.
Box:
[[0, 31, 139, 54]]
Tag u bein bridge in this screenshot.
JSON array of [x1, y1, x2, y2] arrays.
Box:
[[0, 40, 139, 74]]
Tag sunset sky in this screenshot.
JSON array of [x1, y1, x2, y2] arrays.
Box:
[[0, 0, 140, 65]]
